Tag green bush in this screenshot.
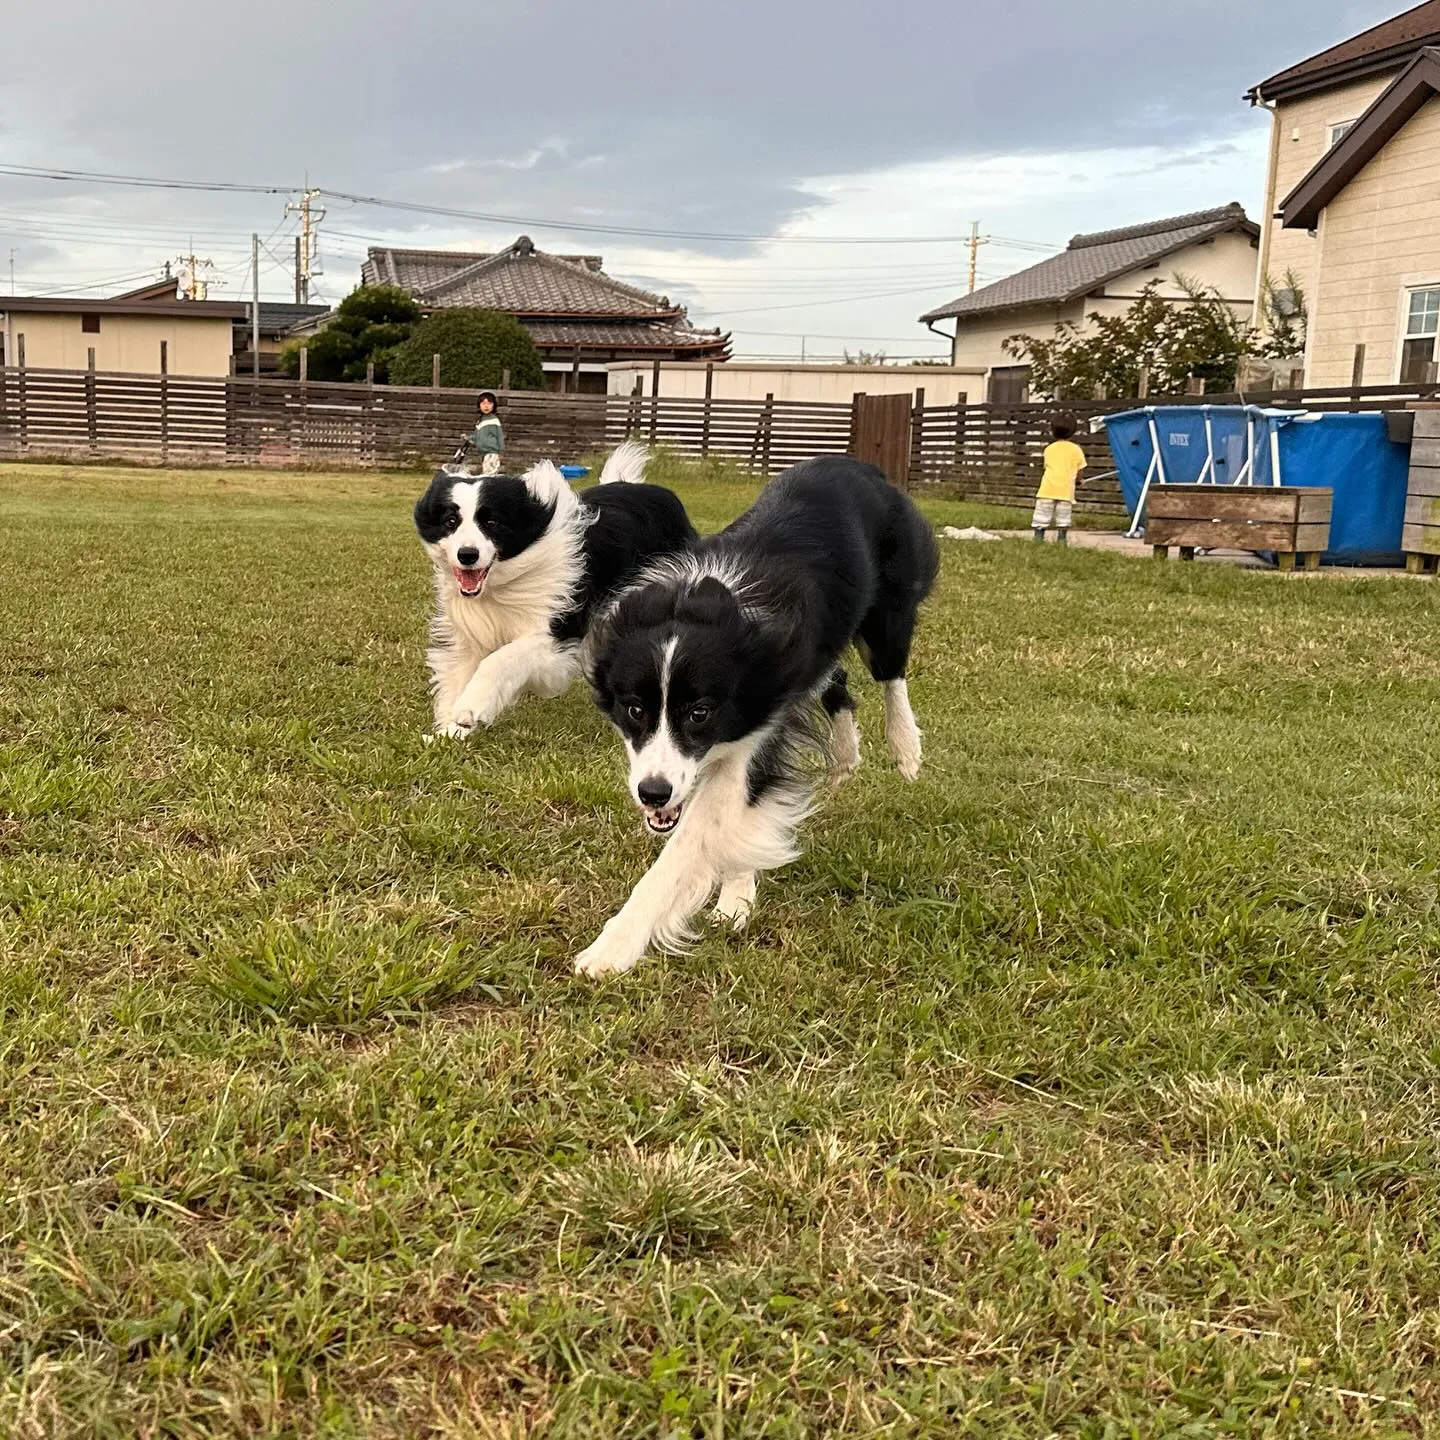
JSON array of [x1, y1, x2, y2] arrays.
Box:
[[389, 308, 545, 390], [280, 284, 419, 383]]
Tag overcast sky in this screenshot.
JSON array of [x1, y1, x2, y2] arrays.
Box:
[[0, 0, 1406, 359]]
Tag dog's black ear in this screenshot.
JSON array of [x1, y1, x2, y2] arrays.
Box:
[[413, 473, 450, 532], [676, 575, 739, 626], [611, 579, 681, 636]]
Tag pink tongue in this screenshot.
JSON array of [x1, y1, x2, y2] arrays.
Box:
[[456, 569, 484, 594]]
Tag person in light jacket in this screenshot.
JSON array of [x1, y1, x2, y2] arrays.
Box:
[[467, 391, 505, 475]]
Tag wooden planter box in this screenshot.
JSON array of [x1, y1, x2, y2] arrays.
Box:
[[1146, 485, 1333, 571]]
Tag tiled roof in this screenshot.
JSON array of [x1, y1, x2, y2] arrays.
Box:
[[363, 236, 671, 317], [237, 302, 330, 336], [1249, 1, 1440, 102], [918, 204, 1257, 324], [521, 318, 730, 352], [362, 245, 605, 294]]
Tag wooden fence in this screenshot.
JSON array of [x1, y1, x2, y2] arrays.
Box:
[[3, 366, 1438, 520]]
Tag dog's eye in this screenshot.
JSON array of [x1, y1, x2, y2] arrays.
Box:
[[444, 507, 460, 532], [687, 705, 710, 726], [625, 703, 646, 724], [476, 506, 492, 526]]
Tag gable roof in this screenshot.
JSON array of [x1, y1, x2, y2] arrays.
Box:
[[363, 235, 675, 317], [918, 204, 1258, 324], [111, 277, 181, 301], [1282, 45, 1440, 230], [361, 244, 605, 295], [1248, 1, 1440, 105]]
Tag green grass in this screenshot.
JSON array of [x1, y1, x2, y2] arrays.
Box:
[[3, 459, 1440, 1437]]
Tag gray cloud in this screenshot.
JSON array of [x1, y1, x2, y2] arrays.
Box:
[[0, 0, 1404, 339]]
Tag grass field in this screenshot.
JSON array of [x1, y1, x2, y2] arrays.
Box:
[[4, 459, 1440, 1438]]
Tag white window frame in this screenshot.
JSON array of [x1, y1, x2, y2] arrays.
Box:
[[1396, 281, 1440, 383], [1327, 119, 1357, 150]]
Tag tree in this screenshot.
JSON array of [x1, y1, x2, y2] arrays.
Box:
[[1256, 270, 1308, 360], [280, 284, 420, 383], [1004, 277, 1256, 401], [842, 348, 888, 366], [389, 309, 545, 390]]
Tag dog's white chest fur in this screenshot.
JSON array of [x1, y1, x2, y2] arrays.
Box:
[[434, 528, 579, 655]]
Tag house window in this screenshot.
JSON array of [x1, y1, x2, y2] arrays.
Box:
[[80, 313, 101, 333], [987, 365, 1030, 405], [1328, 120, 1356, 149], [1401, 287, 1440, 383]]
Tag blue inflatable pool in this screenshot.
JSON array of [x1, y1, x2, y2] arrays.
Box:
[[1102, 405, 1410, 566]]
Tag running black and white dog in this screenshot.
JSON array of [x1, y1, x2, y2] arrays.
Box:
[[577, 454, 939, 977], [414, 441, 696, 737]]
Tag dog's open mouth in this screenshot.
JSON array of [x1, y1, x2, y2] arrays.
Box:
[[643, 803, 682, 835], [453, 565, 489, 597]]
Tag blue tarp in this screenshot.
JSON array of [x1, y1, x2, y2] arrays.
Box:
[[1102, 405, 1410, 566]]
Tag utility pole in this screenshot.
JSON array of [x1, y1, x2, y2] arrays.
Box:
[[174, 252, 216, 300], [966, 221, 991, 295], [7, 249, 13, 292], [251, 232, 261, 377], [285, 183, 326, 304]]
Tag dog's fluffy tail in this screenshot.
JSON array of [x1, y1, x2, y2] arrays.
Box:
[[597, 439, 650, 485]]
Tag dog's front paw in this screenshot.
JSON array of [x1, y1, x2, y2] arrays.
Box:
[[712, 874, 756, 932], [573, 926, 645, 979], [450, 690, 509, 732], [429, 718, 474, 741]]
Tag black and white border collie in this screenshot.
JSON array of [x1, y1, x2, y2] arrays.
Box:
[[414, 441, 696, 737], [578, 454, 939, 978]]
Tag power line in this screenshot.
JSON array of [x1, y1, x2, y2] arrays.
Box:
[[0, 159, 1026, 247], [0, 162, 290, 196]]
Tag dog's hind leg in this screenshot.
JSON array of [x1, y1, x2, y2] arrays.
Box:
[[820, 667, 860, 783], [448, 634, 581, 732], [713, 871, 757, 931]]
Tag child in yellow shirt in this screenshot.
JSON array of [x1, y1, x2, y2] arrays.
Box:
[[1032, 417, 1087, 546]]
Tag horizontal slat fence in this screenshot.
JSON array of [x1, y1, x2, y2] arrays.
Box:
[[3, 367, 1439, 521]]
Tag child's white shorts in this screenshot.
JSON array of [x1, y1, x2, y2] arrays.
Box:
[[1032, 497, 1072, 530]]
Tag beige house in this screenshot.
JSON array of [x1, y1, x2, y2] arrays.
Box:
[[0, 286, 246, 377], [1250, 4, 1440, 386], [1248, 0, 1440, 381], [606, 360, 984, 406], [917, 206, 1259, 402]]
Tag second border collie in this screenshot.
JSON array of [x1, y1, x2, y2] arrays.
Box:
[[578, 454, 939, 978], [414, 441, 696, 737]]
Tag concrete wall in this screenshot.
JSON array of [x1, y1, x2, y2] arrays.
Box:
[[1257, 76, 1394, 318], [0, 310, 235, 376], [606, 361, 983, 406], [1306, 93, 1440, 386]]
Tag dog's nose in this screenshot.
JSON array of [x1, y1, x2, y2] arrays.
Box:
[[637, 776, 672, 808], [456, 546, 480, 567]]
